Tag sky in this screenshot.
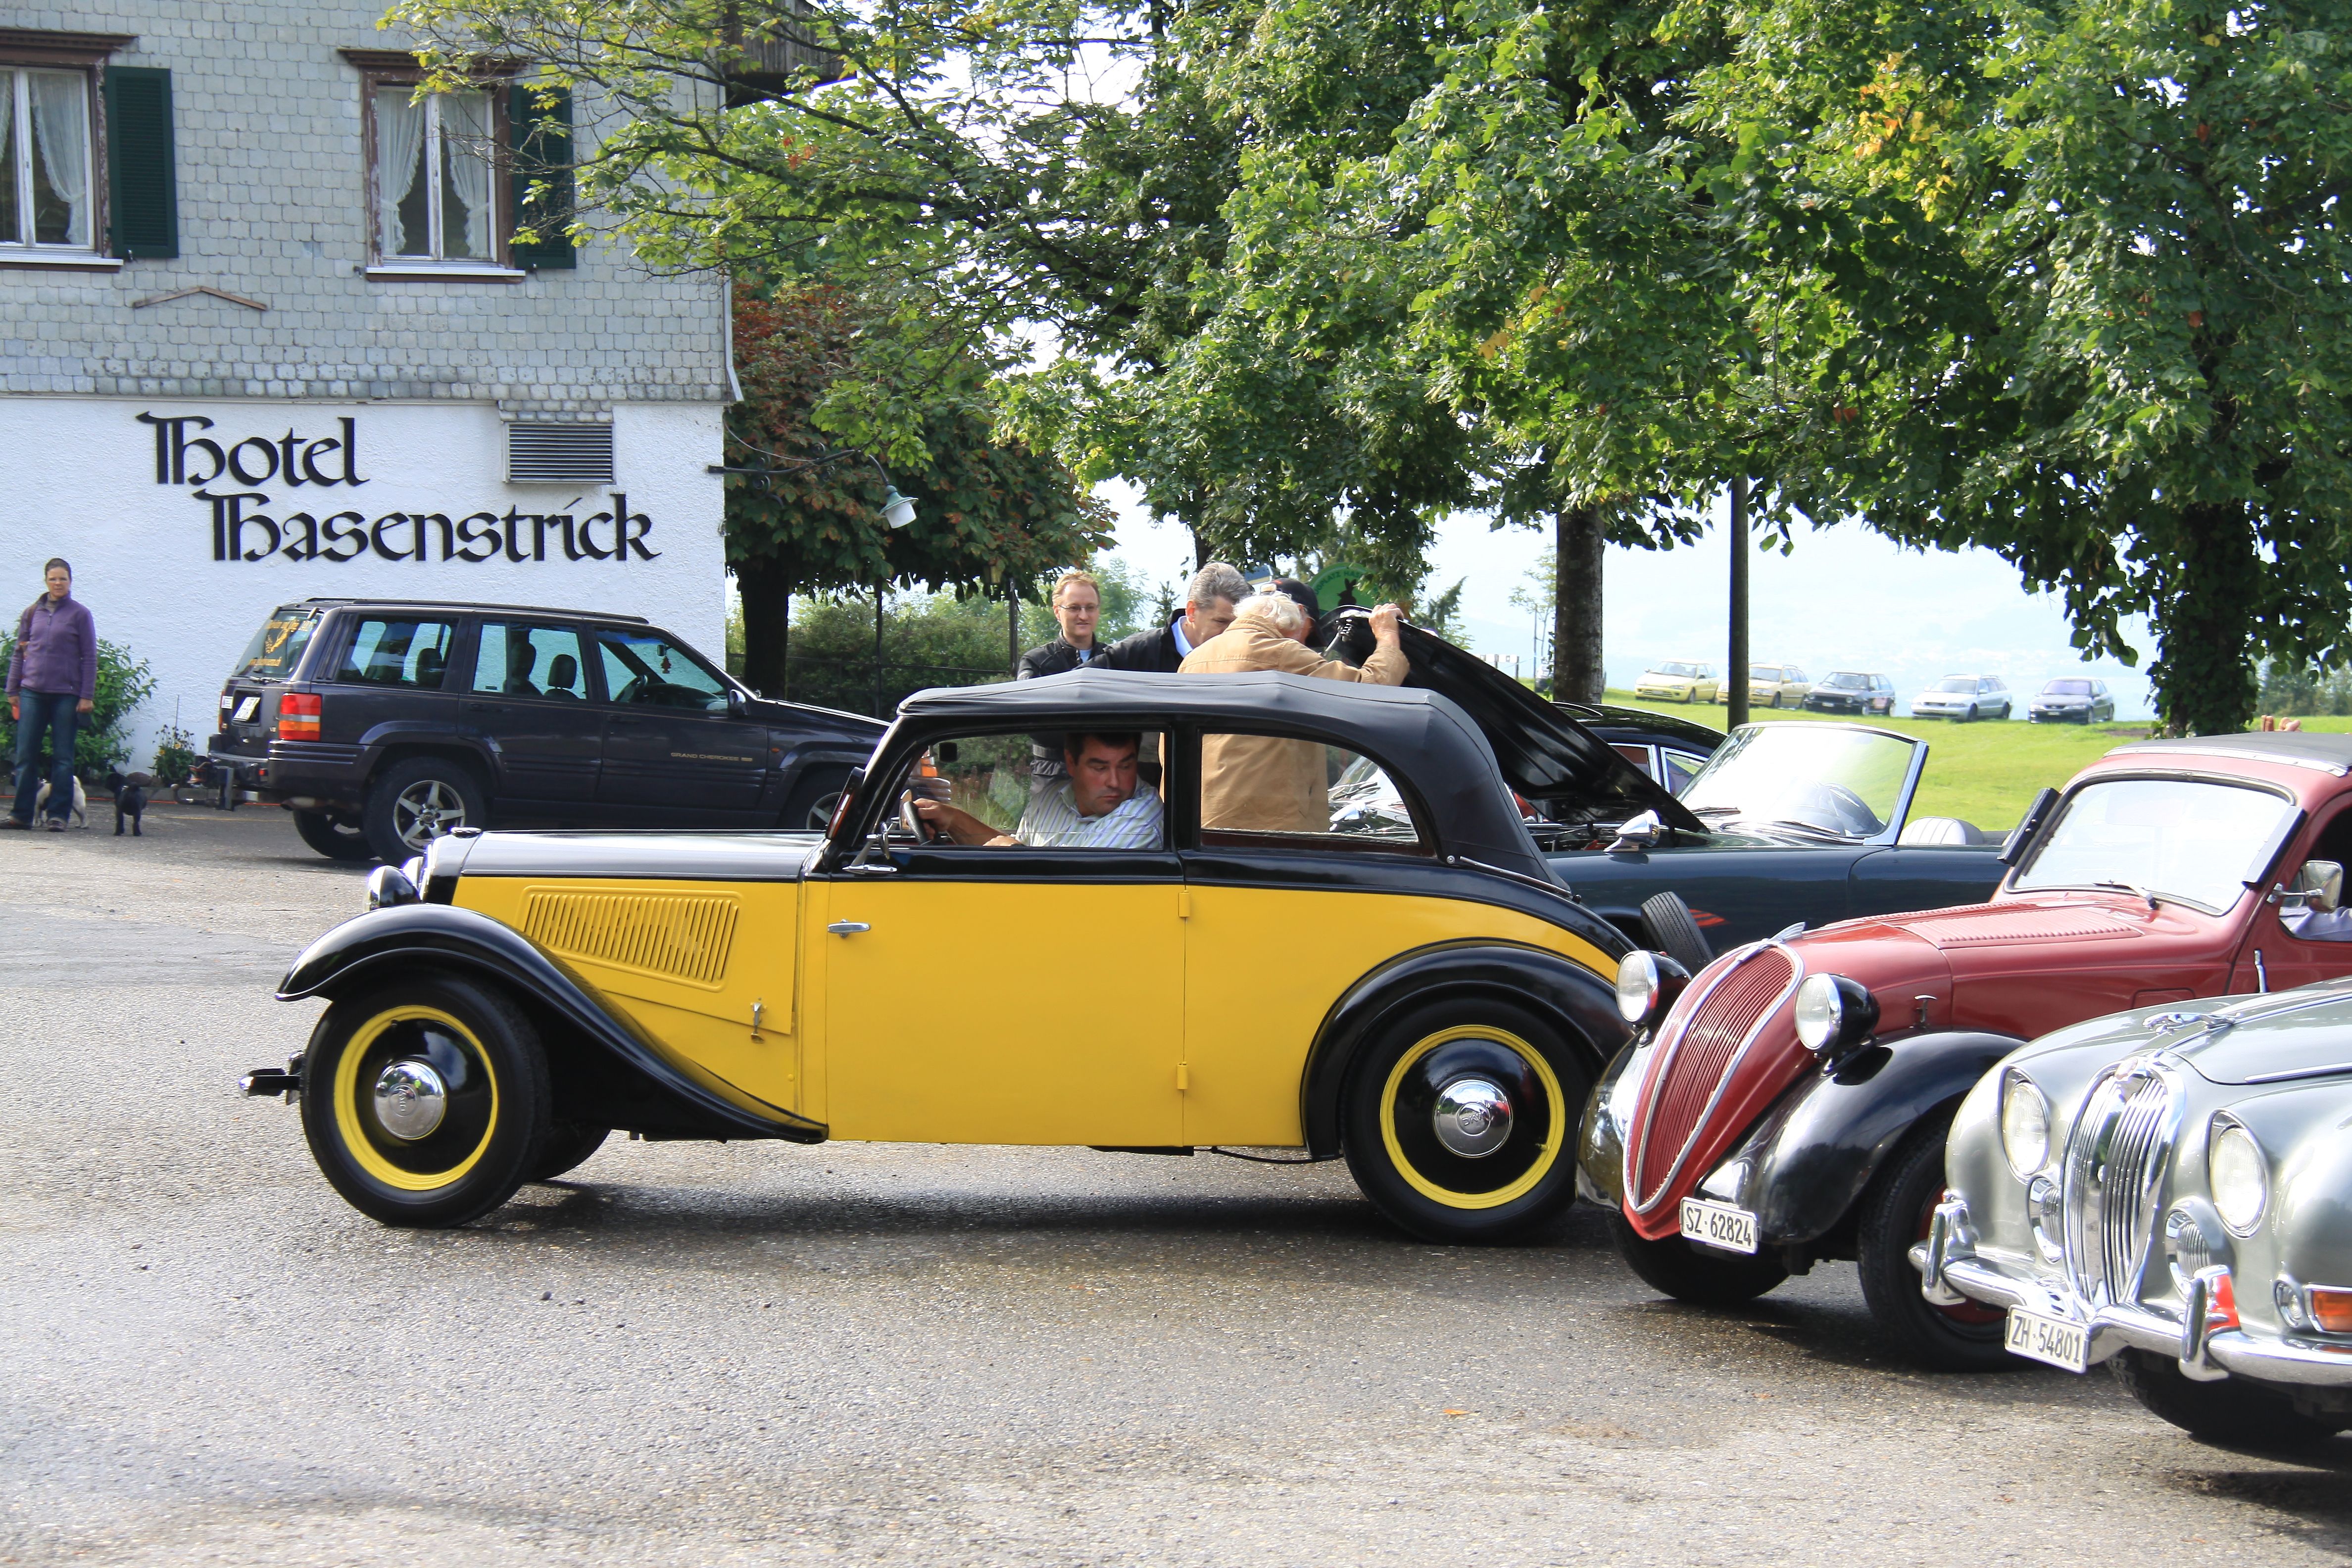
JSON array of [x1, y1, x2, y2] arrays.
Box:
[[1094, 484, 2163, 722]]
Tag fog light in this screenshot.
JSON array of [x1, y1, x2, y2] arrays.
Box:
[[2028, 1174, 2062, 1263], [2308, 1286, 2352, 1335], [2276, 1276, 2313, 1332]]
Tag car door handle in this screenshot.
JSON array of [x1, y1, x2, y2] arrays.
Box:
[[826, 921, 871, 936]]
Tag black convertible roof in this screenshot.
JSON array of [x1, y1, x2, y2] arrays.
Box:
[[895, 669, 1553, 877]]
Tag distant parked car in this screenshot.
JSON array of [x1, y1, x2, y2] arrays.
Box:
[[1911, 674, 2012, 722], [209, 598, 884, 863], [1717, 663, 1813, 710], [2028, 678, 2115, 724], [1803, 671, 1896, 716], [1633, 661, 1720, 704]]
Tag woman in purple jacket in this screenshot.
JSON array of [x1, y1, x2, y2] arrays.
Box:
[[6, 559, 98, 831]]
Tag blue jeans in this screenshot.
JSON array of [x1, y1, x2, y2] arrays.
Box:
[[12, 690, 78, 824]]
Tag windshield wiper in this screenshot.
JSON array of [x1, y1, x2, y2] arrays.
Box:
[[1690, 804, 1742, 817], [2093, 879, 2161, 911]]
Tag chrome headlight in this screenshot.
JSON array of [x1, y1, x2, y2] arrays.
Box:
[[1794, 973, 1878, 1059], [1998, 1070, 2052, 1180], [2209, 1116, 2270, 1237], [1615, 950, 1691, 1026]]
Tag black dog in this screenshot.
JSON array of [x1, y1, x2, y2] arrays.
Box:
[[106, 770, 152, 836]]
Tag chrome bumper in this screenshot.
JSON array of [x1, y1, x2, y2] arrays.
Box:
[[1917, 1197, 2352, 1388]]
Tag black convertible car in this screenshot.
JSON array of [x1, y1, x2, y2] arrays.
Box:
[[1322, 613, 2009, 959]]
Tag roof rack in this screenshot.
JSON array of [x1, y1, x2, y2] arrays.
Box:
[[280, 597, 650, 624]]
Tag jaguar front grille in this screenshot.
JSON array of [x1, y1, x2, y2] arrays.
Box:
[[2060, 1061, 2181, 1308]]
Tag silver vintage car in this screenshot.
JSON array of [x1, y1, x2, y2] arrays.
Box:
[[1920, 980, 2352, 1445]]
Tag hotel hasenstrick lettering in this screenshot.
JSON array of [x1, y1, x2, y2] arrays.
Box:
[[137, 412, 661, 567]]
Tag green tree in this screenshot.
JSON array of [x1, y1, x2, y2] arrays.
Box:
[[0, 638, 157, 777], [727, 279, 1113, 695]]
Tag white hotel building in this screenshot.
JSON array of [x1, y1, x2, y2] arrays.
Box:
[[0, 4, 737, 766]]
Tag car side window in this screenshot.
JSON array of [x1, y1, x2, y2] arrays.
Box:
[[888, 730, 1169, 850], [473, 624, 588, 700], [1663, 749, 1707, 794], [595, 630, 730, 711], [1199, 731, 1427, 851], [332, 617, 455, 689]]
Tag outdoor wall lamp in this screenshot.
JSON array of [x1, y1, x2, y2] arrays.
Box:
[[709, 441, 918, 530]]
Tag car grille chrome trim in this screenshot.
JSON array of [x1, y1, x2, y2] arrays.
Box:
[[2059, 1060, 2183, 1308], [523, 889, 742, 989], [1625, 942, 1802, 1215]]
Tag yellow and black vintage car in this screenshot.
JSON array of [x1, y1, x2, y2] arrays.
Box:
[[248, 669, 1654, 1242]]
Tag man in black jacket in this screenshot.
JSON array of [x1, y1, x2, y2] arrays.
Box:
[[1017, 569, 1110, 793], [1101, 562, 1251, 675]]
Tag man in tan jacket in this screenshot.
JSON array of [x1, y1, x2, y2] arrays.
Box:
[[1180, 593, 1410, 833]]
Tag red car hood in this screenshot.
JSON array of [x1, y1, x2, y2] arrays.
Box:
[[1618, 894, 2210, 1239]]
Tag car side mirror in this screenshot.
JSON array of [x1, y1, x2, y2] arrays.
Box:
[[1608, 809, 1663, 853], [726, 687, 745, 715], [935, 740, 959, 765], [2282, 859, 2345, 914]]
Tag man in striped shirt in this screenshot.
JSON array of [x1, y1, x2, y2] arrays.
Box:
[[913, 732, 1164, 849]]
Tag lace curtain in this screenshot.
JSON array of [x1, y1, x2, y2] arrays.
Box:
[[372, 88, 428, 255], [26, 71, 89, 246], [440, 92, 493, 258]]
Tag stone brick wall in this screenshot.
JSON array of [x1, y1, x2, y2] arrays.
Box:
[[0, 3, 729, 411]]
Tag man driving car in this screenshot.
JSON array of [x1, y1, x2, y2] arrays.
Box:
[[913, 732, 1165, 849]]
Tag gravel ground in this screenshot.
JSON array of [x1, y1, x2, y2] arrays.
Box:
[[3, 803, 2348, 1566]]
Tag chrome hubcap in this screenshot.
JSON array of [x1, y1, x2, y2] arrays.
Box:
[[393, 781, 467, 848], [1432, 1077, 1513, 1158], [372, 1060, 449, 1140]]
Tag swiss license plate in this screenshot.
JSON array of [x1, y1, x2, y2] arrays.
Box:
[[1679, 1197, 1759, 1255], [233, 696, 259, 723], [2005, 1307, 2090, 1373]]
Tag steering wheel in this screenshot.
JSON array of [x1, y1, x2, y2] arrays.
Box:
[[1788, 782, 1885, 838], [898, 785, 954, 844]]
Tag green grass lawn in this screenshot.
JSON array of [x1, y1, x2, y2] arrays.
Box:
[[1601, 688, 2156, 832]]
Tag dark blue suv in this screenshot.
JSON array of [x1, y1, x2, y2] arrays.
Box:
[[209, 598, 884, 862]]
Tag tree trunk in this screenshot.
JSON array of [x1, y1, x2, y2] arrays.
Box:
[[737, 554, 792, 698], [1728, 478, 1750, 731], [2155, 502, 2259, 736], [1552, 504, 1606, 704]]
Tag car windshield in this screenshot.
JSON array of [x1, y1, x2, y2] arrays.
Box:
[[232, 606, 321, 681], [1751, 665, 1782, 680], [1823, 673, 1866, 689], [2011, 778, 2293, 911], [1654, 662, 1700, 678], [1678, 724, 1920, 839], [1933, 677, 1978, 693], [2043, 680, 2094, 696]]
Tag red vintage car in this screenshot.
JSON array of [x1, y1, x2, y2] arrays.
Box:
[[1577, 731, 2352, 1369]]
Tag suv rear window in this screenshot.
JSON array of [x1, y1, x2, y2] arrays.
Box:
[[333, 618, 457, 689], [233, 607, 322, 681]]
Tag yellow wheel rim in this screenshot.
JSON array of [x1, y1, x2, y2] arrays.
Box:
[[1378, 1025, 1565, 1211], [331, 1005, 501, 1192]]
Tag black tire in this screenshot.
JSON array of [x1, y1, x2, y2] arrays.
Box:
[[530, 1123, 610, 1183], [298, 974, 551, 1227], [1341, 997, 1589, 1244], [1607, 1214, 1789, 1306], [362, 756, 488, 864], [293, 808, 374, 862], [1639, 891, 1714, 972], [2110, 1349, 2349, 1449], [1961, 705, 1978, 723], [1857, 1116, 2012, 1370], [781, 764, 853, 833]]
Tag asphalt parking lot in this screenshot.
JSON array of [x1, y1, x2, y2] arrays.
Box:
[[4, 804, 2350, 1566]]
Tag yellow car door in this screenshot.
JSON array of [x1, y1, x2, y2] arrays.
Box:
[[818, 841, 1186, 1145]]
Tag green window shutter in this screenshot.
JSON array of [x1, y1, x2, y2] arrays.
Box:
[[104, 67, 178, 260], [509, 83, 576, 270]]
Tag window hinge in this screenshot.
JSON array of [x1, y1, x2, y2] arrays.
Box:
[[1177, 887, 1191, 919], [751, 999, 765, 1037], [1176, 1065, 1190, 1093]]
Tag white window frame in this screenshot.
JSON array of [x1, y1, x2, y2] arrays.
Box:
[[0, 63, 98, 256], [353, 54, 521, 282]]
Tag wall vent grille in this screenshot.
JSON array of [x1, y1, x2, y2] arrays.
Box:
[[522, 890, 740, 988], [508, 422, 614, 483]]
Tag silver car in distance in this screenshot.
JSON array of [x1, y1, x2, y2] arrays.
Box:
[[1919, 980, 2352, 1447]]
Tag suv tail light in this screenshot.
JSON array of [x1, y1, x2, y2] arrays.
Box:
[[277, 691, 322, 741]]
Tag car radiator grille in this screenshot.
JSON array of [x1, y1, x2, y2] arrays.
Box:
[[2060, 1063, 2181, 1307], [1629, 945, 1797, 1212], [522, 889, 742, 989]]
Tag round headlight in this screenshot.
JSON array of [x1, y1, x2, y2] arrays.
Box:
[[1794, 973, 1845, 1052], [2209, 1119, 2270, 1237], [1999, 1071, 2052, 1180], [1616, 951, 1662, 1025]]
